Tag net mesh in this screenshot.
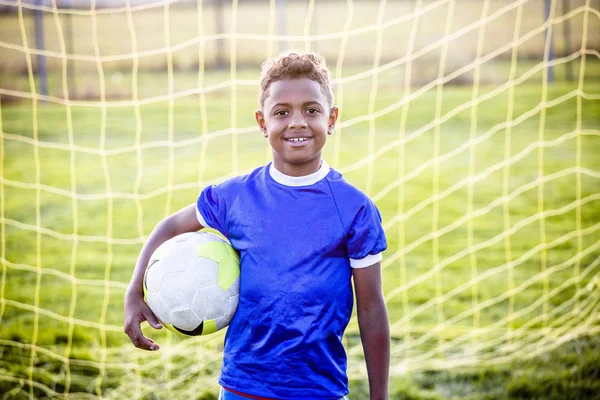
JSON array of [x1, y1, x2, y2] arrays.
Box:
[[1, 0, 599, 398]]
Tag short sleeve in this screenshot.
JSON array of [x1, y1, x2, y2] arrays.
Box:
[[196, 184, 228, 237], [347, 199, 387, 268]]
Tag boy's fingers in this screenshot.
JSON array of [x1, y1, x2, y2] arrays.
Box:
[[124, 322, 143, 346], [147, 338, 160, 351], [144, 310, 163, 330], [125, 321, 159, 351], [140, 336, 159, 351], [134, 333, 159, 351]]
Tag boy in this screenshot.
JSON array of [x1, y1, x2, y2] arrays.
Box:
[[124, 51, 390, 400]]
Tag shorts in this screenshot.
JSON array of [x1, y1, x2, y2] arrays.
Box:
[[219, 387, 350, 400]]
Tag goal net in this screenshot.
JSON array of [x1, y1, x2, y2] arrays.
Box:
[[0, 0, 599, 398]]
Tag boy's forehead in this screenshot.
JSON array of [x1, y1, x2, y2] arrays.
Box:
[[265, 78, 328, 107]]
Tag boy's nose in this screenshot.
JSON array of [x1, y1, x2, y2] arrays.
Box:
[[289, 115, 308, 130]]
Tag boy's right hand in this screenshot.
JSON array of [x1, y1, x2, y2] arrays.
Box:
[[124, 291, 163, 351]]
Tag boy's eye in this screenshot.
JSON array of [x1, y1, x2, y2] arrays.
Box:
[[274, 110, 289, 116], [306, 108, 320, 114]]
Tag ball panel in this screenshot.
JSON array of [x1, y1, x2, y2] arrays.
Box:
[[195, 241, 240, 291], [195, 241, 227, 262], [162, 241, 199, 274], [171, 307, 203, 331], [190, 258, 219, 288], [145, 293, 170, 324], [218, 251, 240, 291], [144, 259, 169, 293], [224, 294, 239, 322], [226, 278, 240, 297], [214, 316, 227, 331], [201, 319, 217, 335], [159, 272, 198, 310], [191, 284, 228, 320], [150, 237, 179, 262]]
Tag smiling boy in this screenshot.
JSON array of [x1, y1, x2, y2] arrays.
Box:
[[257, 75, 336, 177], [124, 52, 390, 400]]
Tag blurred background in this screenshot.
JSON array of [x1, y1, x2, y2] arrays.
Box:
[[1, 0, 599, 399]]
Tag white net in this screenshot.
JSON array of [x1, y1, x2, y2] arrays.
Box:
[[1, 0, 599, 398]]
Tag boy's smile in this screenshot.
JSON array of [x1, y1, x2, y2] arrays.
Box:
[[256, 78, 338, 177]]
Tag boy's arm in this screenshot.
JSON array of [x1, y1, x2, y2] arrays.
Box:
[[124, 203, 202, 351], [353, 262, 390, 400]]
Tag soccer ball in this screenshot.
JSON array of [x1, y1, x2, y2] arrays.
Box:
[[143, 229, 240, 336]]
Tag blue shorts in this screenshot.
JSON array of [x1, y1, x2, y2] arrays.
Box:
[[219, 387, 350, 400]]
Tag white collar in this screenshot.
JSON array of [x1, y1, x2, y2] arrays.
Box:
[[269, 160, 330, 187]]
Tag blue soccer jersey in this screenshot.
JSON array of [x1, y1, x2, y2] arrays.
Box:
[[196, 160, 387, 399]]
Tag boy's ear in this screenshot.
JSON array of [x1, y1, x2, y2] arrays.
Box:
[[255, 110, 267, 138], [328, 106, 339, 135]]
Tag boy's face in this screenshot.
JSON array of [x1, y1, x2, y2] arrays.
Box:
[[256, 78, 338, 177]]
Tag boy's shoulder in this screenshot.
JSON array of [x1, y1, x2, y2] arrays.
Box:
[[200, 166, 267, 208], [325, 168, 383, 234], [213, 165, 267, 189], [325, 167, 373, 205]]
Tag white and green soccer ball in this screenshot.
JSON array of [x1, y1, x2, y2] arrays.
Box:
[[143, 229, 240, 336]]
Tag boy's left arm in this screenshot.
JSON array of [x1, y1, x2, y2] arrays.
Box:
[[353, 262, 390, 400]]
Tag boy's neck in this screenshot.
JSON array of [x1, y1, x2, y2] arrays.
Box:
[[272, 157, 322, 177], [269, 159, 330, 187]]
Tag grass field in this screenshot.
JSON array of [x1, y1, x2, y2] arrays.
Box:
[[1, 58, 599, 398], [1, 0, 600, 398]]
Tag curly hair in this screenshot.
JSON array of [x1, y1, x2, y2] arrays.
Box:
[[259, 51, 334, 108]]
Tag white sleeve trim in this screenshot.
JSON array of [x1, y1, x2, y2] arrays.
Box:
[[349, 252, 382, 269], [195, 206, 212, 229]]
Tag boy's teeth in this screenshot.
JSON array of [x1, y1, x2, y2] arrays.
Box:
[[288, 138, 308, 142]]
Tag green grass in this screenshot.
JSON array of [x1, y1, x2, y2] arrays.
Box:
[[1, 56, 600, 400]]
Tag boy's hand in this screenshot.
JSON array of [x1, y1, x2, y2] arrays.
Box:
[[124, 291, 162, 351]]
